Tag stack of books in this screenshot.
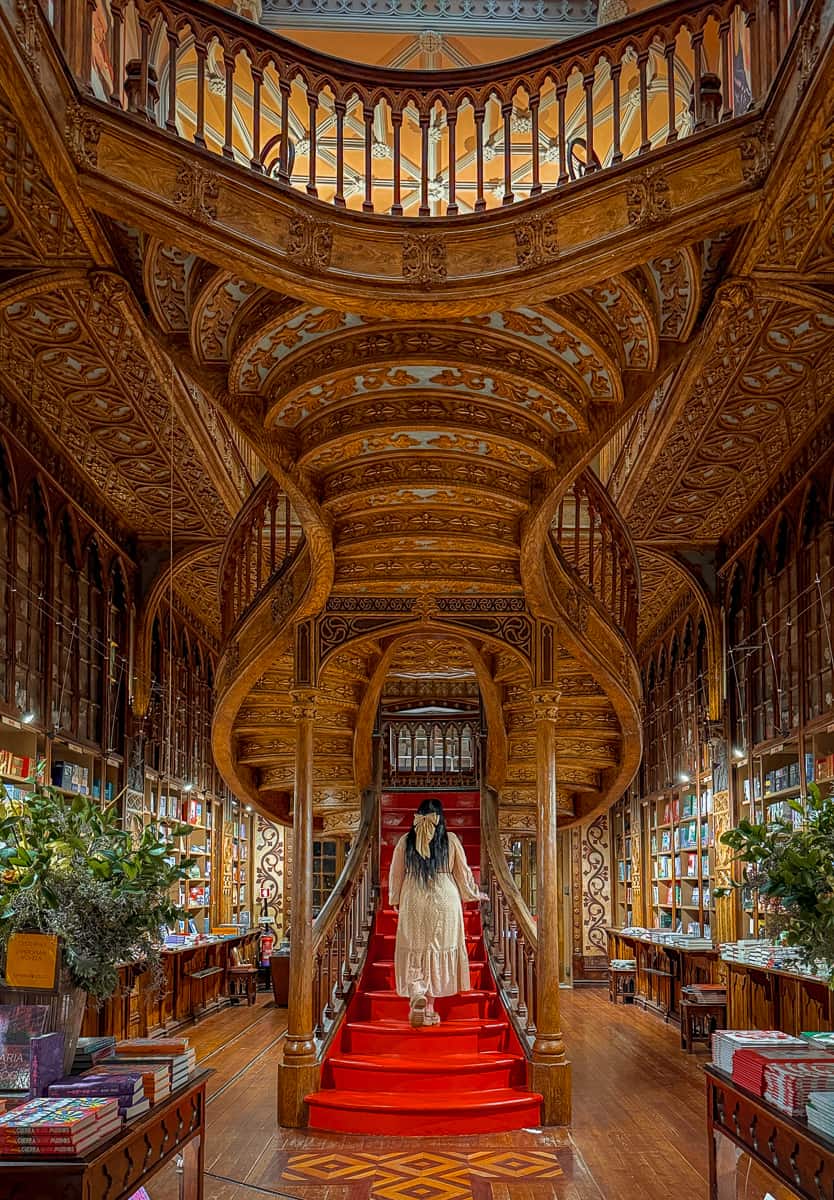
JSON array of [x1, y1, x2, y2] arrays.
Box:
[[764, 1059, 834, 1117], [807, 1091, 834, 1136], [72, 1037, 116, 1073], [112, 1039, 197, 1090], [712, 1030, 804, 1074], [802, 1032, 834, 1050], [732, 1046, 834, 1095], [0, 1097, 120, 1155], [681, 984, 727, 1006], [609, 959, 636, 970], [92, 1062, 171, 1105], [48, 1073, 150, 1124]]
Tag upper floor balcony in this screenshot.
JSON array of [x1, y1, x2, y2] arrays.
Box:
[[46, 0, 804, 219]]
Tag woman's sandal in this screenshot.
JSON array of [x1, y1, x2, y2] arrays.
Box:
[[425, 1011, 441, 1026], [409, 995, 427, 1027]]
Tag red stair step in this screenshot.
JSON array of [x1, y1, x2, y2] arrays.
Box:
[[365, 989, 491, 1021], [345, 1018, 508, 1056], [305, 1087, 543, 1136], [325, 1051, 526, 1093], [367, 960, 488, 990]]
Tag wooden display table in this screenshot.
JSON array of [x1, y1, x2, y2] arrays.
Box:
[[606, 929, 719, 1023], [80, 931, 261, 1040], [725, 958, 834, 1035], [706, 1064, 834, 1200], [0, 1070, 209, 1200]]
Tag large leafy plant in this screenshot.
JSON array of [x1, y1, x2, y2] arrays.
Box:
[[718, 782, 834, 982], [0, 784, 193, 999]]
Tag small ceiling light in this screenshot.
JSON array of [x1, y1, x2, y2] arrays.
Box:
[[245, 805, 253, 813], [20, 710, 36, 725], [183, 782, 194, 793], [678, 772, 691, 784], [732, 747, 746, 760]]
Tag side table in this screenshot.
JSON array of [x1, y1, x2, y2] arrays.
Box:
[[0, 1069, 210, 1200], [680, 999, 726, 1052]]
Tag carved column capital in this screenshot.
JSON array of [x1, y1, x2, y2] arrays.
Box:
[[532, 688, 562, 722], [290, 689, 318, 722]]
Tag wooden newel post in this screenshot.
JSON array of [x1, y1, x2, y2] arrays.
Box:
[[530, 688, 572, 1125], [278, 688, 320, 1127]]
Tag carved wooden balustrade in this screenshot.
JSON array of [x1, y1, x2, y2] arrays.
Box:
[[310, 785, 379, 1050], [550, 469, 640, 646], [45, 0, 802, 217], [481, 784, 539, 1052], [219, 476, 303, 635]]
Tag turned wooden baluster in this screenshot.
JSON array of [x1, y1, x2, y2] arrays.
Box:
[[516, 931, 528, 1023], [307, 90, 319, 197], [692, 28, 705, 130], [474, 105, 486, 212], [335, 99, 346, 208], [507, 916, 519, 997], [419, 110, 430, 216], [447, 107, 458, 215], [194, 39, 208, 147], [525, 945, 537, 1036], [556, 81, 568, 186], [110, 0, 125, 109], [391, 107, 403, 215], [720, 17, 733, 120], [664, 40, 677, 143], [530, 92, 541, 196], [502, 101, 514, 205], [362, 105, 374, 213], [223, 51, 235, 159], [610, 61, 623, 163], [638, 49, 651, 153], [250, 66, 263, 171], [583, 69, 596, 170]]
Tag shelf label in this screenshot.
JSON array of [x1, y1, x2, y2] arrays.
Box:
[[5, 932, 60, 991]]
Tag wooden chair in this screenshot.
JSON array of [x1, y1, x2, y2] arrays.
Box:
[[608, 965, 636, 1004], [228, 945, 258, 1007], [680, 999, 726, 1052]]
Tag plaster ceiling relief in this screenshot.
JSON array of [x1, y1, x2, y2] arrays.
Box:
[[640, 245, 701, 342], [387, 636, 478, 681], [143, 238, 200, 334], [636, 548, 691, 647], [173, 541, 224, 639]]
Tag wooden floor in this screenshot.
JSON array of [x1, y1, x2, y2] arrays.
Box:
[[149, 988, 710, 1200]]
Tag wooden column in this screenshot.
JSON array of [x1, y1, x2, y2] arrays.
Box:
[[277, 688, 319, 1127], [530, 689, 572, 1125]]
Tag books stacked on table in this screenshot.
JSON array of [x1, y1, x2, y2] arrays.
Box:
[[48, 1072, 150, 1124], [764, 1059, 834, 1118], [92, 1062, 171, 1105], [0, 1096, 120, 1156], [802, 1032, 834, 1050], [72, 1037, 116, 1073], [712, 1030, 805, 1074], [609, 959, 636, 970], [807, 1091, 834, 1137], [681, 984, 727, 1005], [97, 1038, 197, 1098], [732, 1046, 834, 1095]]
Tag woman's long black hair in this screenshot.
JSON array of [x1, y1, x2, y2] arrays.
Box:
[[404, 797, 449, 886]]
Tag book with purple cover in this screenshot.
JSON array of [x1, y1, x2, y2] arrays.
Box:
[[49, 1072, 145, 1100], [28, 1033, 65, 1098]]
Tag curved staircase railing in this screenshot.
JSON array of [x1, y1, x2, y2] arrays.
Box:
[[480, 783, 538, 1053], [310, 784, 379, 1052], [219, 476, 304, 636], [47, 0, 801, 217], [550, 469, 641, 647]]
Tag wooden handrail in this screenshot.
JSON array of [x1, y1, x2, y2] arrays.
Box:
[[218, 475, 304, 635], [480, 783, 538, 1052], [310, 784, 379, 1049], [42, 0, 806, 217], [550, 468, 641, 646]]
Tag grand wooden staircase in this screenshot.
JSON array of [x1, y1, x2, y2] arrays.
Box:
[[306, 790, 544, 1135]]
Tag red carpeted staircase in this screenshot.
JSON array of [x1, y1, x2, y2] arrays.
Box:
[[305, 790, 543, 1135]]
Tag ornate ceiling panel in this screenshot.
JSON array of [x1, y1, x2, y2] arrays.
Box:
[[173, 541, 224, 639]]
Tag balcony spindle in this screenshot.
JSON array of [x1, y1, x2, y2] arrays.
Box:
[[530, 93, 541, 195], [391, 108, 403, 215], [363, 105, 374, 212], [637, 50, 651, 153], [556, 82, 568, 185], [525, 947, 536, 1035], [250, 66, 263, 170], [420, 111, 430, 216], [502, 101, 514, 204], [720, 18, 733, 119], [335, 99, 346, 207], [278, 78, 291, 183], [664, 42, 677, 142], [138, 17, 152, 119], [692, 30, 705, 129], [475, 106, 486, 212], [110, 0, 125, 109], [610, 62, 623, 163], [447, 109, 458, 215], [583, 70, 597, 170], [307, 90, 318, 197], [223, 52, 235, 159], [194, 40, 208, 147]]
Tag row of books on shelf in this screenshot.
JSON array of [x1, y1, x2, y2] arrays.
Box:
[[652, 824, 712, 854], [0, 752, 43, 783], [656, 851, 712, 876], [51, 761, 116, 802], [617, 861, 632, 883], [0, 1031, 197, 1158], [652, 883, 712, 905], [154, 795, 209, 826], [742, 756, 813, 801]]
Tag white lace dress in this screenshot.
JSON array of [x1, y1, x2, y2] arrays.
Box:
[[388, 831, 480, 999]]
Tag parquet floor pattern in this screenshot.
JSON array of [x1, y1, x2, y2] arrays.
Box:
[[148, 987, 709, 1200]]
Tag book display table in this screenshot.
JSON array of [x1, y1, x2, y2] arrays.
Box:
[[0, 1070, 208, 1200], [606, 929, 719, 1022], [706, 1065, 834, 1200]]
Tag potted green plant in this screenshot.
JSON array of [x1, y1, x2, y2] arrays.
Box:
[[0, 783, 193, 1069], [718, 782, 834, 983]]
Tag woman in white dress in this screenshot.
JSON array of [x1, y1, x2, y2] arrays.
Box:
[[388, 797, 486, 1027]]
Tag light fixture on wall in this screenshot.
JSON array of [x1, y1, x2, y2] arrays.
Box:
[[20, 710, 36, 725], [678, 772, 691, 784], [732, 747, 746, 760], [182, 781, 194, 793], [245, 805, 253, 813]]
